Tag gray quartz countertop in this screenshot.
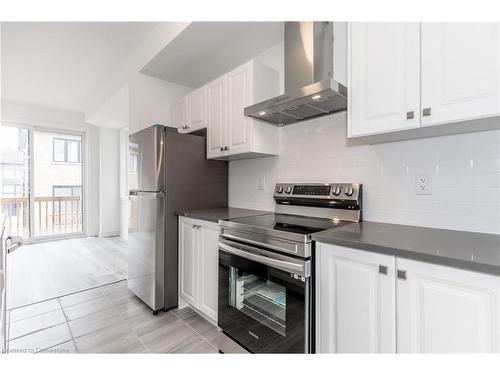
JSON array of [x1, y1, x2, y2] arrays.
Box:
[[312, 221, 500, 276], [176, 207, 270, 223]]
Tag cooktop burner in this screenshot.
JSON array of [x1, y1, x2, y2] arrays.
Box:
[[226, 213, 350, 236]]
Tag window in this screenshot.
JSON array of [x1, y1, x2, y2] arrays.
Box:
[[53, 185, 82, 197], [2, 165, 24, 179], [3, 184, 23, 196], [53, 138, 81, 163]]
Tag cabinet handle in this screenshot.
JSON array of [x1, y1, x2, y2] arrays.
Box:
[[224, 146, 229, 151], [378, 265, 388, 275], [397, 270, 407, 280], [422, 108, 431, 117], [220, 147, 223, 152], [406, 111, 414, 119]]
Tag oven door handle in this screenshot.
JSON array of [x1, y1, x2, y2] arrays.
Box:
[[219, 241, 310, 278], [220, 232, 300, 255]]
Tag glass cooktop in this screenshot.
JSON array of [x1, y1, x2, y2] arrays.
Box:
[[227, 213, 350, 236]]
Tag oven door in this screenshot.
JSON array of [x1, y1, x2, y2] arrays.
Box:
[[218, 239, 311, 353]]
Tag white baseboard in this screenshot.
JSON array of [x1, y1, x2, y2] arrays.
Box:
[[99, 231, 121, 238]]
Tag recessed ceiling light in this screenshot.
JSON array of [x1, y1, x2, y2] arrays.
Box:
[[312, 94, 321, 100], [259, 111, 267, 116]]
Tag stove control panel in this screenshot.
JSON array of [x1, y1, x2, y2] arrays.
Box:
[[274, 183, 361, 201]]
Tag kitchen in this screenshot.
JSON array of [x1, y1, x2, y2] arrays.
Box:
[[1, 5, 500, 373], [172, 21, 500, 354]]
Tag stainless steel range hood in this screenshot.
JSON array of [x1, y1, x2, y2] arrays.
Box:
[[244, 22, 347, 126]]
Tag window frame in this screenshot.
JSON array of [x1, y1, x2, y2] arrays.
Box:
[[53, 137, 81, 163], [52, 185, 82, 197], [2, 183, 23, 196]]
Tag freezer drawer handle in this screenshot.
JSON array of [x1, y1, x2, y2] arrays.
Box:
[[219, 241, 309, 277]]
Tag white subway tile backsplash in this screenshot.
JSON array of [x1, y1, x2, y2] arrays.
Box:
[[229, 113, 500, 234]]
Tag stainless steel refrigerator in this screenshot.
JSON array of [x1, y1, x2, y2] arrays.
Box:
[[128, 125, 227, 313]]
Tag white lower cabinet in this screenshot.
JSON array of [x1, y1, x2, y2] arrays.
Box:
[[178, 217, 219, 323], [397, 258, 500, 353], [316, 243, 396, 353], [316, 242, 500, 353]]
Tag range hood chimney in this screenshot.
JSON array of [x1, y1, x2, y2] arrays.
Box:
[[244, 22, 347, 126]]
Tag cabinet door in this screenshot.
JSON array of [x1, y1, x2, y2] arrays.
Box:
[[316, 243, 396, 353], [173, 98, 187, 132], [421, 23, 500, 127], [178, 218, 198, 307], [206, 76, 228, 159], [198, 221, 219, 322], [227, 62, 252, 155], [397, 258, 500, 353], [187, 86, 207, 132], [348, 23, 420, 137]]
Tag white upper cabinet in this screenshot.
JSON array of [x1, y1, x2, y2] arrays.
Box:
[[348, 22, 500, 137], [208, 60, 280, 159], [397, 258, 500, 353], [227, 63, 252, 155], [172, 97, 187, 132], [316, 243, 396, 353], [186, 86, 207, 132], [174, 59, 280, 159], [421, 23, 500, 126], [176, 86, 207, 134], [348, 23, 421, 137], [206, 76, 228, 159]]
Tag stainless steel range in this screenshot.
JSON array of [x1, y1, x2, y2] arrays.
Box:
[[217, 182, 362, 353]]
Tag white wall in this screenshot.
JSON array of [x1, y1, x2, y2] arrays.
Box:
[[128, 72, 192, 134], [99, 127, 121, 237], [1, 100, 101, 236], [229, 114, 500, 235], [119, 129, 129, 239]]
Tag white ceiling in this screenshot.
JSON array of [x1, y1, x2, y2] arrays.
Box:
[[141, 22, 284, 88], [1, 22, 157, 113]]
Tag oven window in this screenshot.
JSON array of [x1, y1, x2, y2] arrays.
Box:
[[229, 267, 286, 336]]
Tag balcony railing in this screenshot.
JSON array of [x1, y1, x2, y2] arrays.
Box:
[[0, 196, 83, 237]]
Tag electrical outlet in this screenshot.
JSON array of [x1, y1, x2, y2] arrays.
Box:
[[258, 176, 266, 191], [415, 174, 432, 195]]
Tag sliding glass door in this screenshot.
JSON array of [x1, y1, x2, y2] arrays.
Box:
[[0, 124, 85, 240], [33, 130, 84, 237], [0, 126, 30, 238]]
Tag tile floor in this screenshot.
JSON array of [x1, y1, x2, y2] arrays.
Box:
[[6, 280, 219, 354], [8, 236, 128, 308]]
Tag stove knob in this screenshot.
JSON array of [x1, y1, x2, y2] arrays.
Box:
[[285, 186, 292, 194], [276, 186, 284, 194], [345, 186, 354, 197], [332, 186, 341, 196]]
